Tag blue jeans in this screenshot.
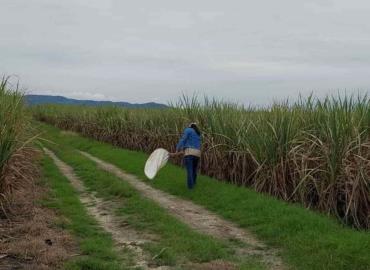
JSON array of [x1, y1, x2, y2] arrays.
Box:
[[183, 155, 199, 189]]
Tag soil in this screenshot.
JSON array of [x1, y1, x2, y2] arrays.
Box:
[[0, 155, 77, 270]]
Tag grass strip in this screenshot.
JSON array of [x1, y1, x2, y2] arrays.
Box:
[[41, 155, 127, 270]]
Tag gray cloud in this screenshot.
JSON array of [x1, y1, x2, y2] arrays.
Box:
[[1, 0, 370, 105]]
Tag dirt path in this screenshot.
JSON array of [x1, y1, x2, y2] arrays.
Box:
[[43, 148, 170, 270], [80, 151, 285, 270]]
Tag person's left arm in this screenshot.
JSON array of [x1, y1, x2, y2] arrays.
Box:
[[176, 128, 190, 152]]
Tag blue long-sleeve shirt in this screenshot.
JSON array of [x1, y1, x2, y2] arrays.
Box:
[[176, 127, 201, 151]]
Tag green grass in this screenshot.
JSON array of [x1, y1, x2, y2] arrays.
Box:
[[41, 156, 126, 270], [43, 130, 265, 269], [39, 122, 370, 270]]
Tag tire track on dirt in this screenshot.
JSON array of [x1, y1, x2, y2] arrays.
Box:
[[80, 151, 285, 270], [43, 148, 170, 270]]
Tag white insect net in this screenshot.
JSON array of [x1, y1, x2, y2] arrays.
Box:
[[144, 148, 169, 179]]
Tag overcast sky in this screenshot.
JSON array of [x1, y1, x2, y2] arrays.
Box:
[[1, 0, 370, 105]]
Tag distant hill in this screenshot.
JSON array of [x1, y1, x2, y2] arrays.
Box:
[[25, 95, 168, 109]]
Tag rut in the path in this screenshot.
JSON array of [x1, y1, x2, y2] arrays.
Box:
[[43, 148, 170, 270], [80, 151, 285, 270]]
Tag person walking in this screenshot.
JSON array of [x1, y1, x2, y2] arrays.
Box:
[[171, 123, 201, 189]]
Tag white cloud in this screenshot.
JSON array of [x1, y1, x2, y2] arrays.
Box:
[[0, 0, 369, 105], [68, 91, 108, 101]]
